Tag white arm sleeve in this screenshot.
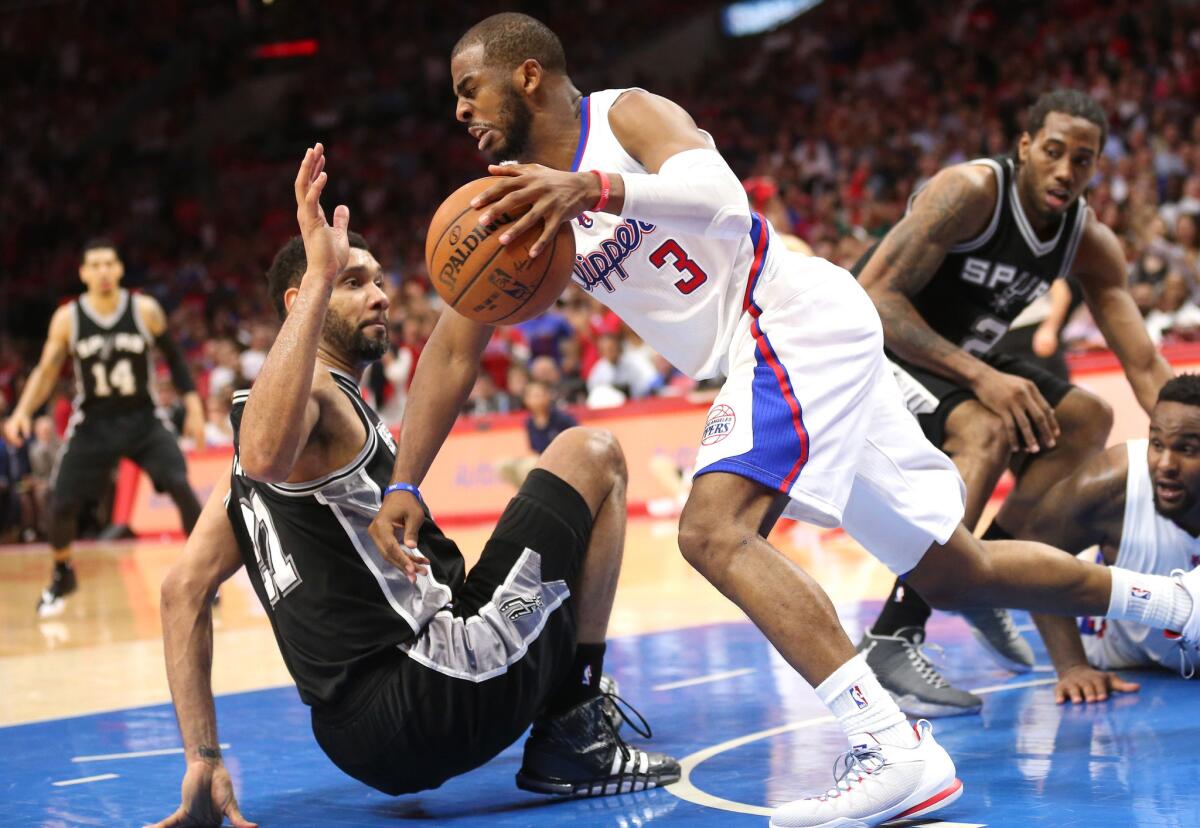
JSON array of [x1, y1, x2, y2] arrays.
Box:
[[618, 148, 753, 239]]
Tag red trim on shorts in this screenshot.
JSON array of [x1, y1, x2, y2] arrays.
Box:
[[750, 316, 810, 489]]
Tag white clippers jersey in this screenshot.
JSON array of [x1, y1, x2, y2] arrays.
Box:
[[568, 88, 781, 379], [1087, 439, 1200, 670]]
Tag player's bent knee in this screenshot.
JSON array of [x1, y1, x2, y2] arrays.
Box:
[[946, 407, 1009, 467], [561, 426, 625, 483], [677, 511, 744, 576], [537, 427, 626, 506], [1058, 390, 1113, 451]]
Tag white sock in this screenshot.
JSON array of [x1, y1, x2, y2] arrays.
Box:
[[1107, 567, 1192, 631], [816, 653, 917, 749]]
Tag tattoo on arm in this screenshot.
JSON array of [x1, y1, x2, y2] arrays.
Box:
[[862, 170, 993, 375], [198, 744, 222, 762]]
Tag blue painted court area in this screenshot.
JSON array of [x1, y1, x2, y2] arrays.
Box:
[[4, 608, 1198, 827]]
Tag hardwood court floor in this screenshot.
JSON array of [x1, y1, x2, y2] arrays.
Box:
[[3, 517, 1196, 827]]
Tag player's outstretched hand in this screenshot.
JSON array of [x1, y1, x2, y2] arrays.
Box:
[[970, 368, 1059, 453], [1054, 664, 1140, 705], [144, 761, 257, 828], [367, 490, 431, 583], [3, 412, 31, 448], [474, 163, 593, 259], [294, 142, 350, 281]]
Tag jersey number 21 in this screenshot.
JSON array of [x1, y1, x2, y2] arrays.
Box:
[[238, 491, 302, 606]]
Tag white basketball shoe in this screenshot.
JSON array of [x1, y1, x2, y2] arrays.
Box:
[[769, 720, 962, 828]]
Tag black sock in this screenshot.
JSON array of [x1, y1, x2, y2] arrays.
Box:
[[870, 576, 933, 636], [981, 521, 1014, 542], [545, 642, 606, 715]]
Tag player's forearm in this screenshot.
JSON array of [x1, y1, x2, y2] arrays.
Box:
[[12, 364, 56, 418], [183, 391, 204, 421], [871, 289, 991, 386], [1125, 353, 1172, 415], [1032, 612, 1091, 674], [616, 150, 753, 239], [160, 572, 221, 761], [391, 340, 478, 486], [241, 271, 332, 468]]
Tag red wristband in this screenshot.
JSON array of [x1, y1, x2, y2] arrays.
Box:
[[588, 169, 611, 213]]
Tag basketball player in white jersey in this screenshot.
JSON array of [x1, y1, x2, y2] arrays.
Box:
[[367, 14, 1200, 827], [1024, 374, 1200, 703]]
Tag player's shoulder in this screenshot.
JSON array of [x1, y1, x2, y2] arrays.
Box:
[[47, 302, 75, 338], [132, 291, 166, 320], [608, 88, 693, 129], [1073, 442, 1131, 515], [903, 161, 998, 243], [918, 161, 999, 212]]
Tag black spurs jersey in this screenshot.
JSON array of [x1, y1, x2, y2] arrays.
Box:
[[69, 289, 156, 417], [858, 155, 1088, 357], [228, 369, 465, 708]]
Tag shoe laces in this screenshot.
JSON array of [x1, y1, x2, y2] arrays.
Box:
[[1176, 642, 1195, 680], [877, 631, 952, 689], [993, 608, 1020, 641], [966, 607, 1020, 641], [599, 691, 653, 764], [809, 744, 885, 801]]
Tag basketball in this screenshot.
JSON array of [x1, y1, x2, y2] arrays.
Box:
[[425, 176, 577, 325]]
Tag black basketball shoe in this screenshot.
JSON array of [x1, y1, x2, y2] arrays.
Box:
[[516, 693, 680, 797], [36, 561, 78, 618]]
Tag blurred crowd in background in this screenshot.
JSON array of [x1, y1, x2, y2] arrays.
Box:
[[2, 0, 1200, 540]]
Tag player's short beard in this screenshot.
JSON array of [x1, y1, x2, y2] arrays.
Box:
[[323, 312, 388, 363], [1153, 489, 1195, 518], [489, 85, 533, 163]]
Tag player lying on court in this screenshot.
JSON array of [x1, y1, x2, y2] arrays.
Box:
[[1022, 373, 1200, 704], [147, 146, 677, 828], [360, 14, 1200, 827], [3, 240, 205, 617], [852, 89, 1172, 717]]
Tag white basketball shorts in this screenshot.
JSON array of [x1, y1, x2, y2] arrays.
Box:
[[693, 252, 966, 575]]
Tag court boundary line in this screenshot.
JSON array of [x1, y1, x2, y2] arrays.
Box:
[[72, 743, 231, 763], [52, 773, 119, 787], [666, 677, 1055, 821], [654, 668, 757, 691]]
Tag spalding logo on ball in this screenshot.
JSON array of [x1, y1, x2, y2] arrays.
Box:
[[425, 177, 576, 325]]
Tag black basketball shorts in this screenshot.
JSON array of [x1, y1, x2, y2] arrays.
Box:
[[887, 350, 1075, 449], [50, 408, 189, 507], [311, 468, 594, 795]]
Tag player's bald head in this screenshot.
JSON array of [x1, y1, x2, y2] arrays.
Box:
[[452, 13, 566, 74]]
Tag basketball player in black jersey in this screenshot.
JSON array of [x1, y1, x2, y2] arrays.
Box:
[[3, 240, 204, 616], [148, 146, 676, 828], [853, 90, 1172, 716]]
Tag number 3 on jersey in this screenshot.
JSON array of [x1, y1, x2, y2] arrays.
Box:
[[650, 239, 708, 295], [239, 490, 301, 606]]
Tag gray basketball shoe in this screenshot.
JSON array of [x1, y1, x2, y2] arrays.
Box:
[[959, 608, 1035, 673], [858, 627, 982, 718]]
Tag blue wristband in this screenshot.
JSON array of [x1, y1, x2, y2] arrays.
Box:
[[383, 482, 424, 505]]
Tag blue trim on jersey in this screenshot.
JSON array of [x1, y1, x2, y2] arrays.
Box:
[[696, 214, 812, 493], [747, 214, 766, 286], [570, 96, 591, 172], [739, 213, 769, 313]]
